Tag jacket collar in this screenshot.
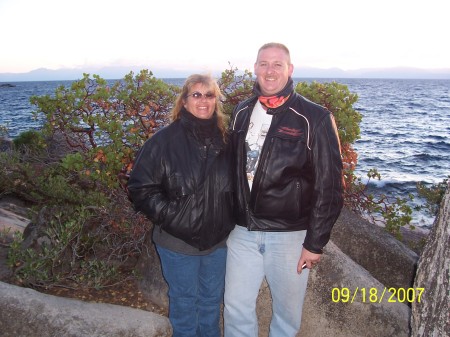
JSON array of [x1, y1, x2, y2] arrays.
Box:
[[179, 108, 223, 148]]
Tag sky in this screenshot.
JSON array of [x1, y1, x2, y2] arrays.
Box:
[[1, 0, 449, 78]]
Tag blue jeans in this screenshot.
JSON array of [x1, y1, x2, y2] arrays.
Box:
[[156, 245, 227, 337], [224, 226, 309, 337]]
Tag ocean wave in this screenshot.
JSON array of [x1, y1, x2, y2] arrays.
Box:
[[407, 152, 448, 162], [425, 141, 450, 151]]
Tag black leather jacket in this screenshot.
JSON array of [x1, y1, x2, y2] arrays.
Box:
[[127, 114, 235, 251], [230, 93, 344, 253]]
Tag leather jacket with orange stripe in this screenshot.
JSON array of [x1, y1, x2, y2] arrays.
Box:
[[230, 92, 344, 254]]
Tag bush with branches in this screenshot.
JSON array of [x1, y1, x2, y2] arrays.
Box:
[[29, 70, 180, 190], [416, 176, 449, 216]]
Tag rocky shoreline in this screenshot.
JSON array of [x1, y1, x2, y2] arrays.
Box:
[[0, 194, 433, 337]]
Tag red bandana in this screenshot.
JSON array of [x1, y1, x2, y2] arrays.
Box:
[[254, 77, 294, 109], [258, 95, 290, 109]]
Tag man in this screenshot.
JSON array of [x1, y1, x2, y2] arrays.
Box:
[[224, 42, 344, 337]]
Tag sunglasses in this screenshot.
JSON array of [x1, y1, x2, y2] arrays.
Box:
[[186, 91, 216, 100]]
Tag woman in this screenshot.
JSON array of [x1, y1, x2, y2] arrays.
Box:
[[127, 74, 234, 337]]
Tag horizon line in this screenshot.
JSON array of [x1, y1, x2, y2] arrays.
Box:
[[1, 65, 450, 82]]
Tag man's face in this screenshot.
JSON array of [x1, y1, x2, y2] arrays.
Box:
[[254, 47, 294, 96]]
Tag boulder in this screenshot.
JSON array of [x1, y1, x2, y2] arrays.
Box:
[[0, 196, 31, 234], [331, 207, 419, 289], [0, 281, 172, 337], [300, 241, 410, 336], [136, 232, 169, 310], [411, 183, 450, 336]]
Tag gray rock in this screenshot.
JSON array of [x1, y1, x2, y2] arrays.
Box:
[[0, 197, 31, 234], [298, 241, 410, 337], [331, 207, 419, 289], [135, 233, 169, 309], [0, 281, 172, 337], [411, 183, 450, 336]]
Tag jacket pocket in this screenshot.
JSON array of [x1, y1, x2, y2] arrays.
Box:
[[252, 178, 303, 221], [160, 173, 196, 237], [161, 194, 196, 239]]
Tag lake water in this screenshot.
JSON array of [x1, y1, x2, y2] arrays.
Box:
[[1, 78, 449, 230]]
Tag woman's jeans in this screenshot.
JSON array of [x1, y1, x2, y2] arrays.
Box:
[[156, 245, 227, 337], [224, 225, 309, 337]]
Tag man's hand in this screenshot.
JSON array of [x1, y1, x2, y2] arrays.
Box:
[[297, 247, 322, 274]]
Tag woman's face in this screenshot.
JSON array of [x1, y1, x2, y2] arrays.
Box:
[[183, 83, 216, 119]]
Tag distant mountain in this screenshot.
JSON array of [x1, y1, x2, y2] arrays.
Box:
[[1, 66, 450, 82], [0, 66, 197, 82]]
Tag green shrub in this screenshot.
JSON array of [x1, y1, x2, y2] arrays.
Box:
[[13, 129, 47, 154], [30, 70, 180, 189], [417, 176, 449, 216]]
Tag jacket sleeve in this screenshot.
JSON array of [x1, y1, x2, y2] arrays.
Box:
[[303, 113, 344, 254], [127, 139, 170, 225]]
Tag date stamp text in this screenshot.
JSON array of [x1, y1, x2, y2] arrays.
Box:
[[331, 287, 425, 303]]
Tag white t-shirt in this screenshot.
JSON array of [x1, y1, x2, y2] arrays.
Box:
[[245, 101, 273, 190]]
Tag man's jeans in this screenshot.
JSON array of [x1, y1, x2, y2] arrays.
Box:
[[224, 225, 309, 337], [156, 245, 227, 337]]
